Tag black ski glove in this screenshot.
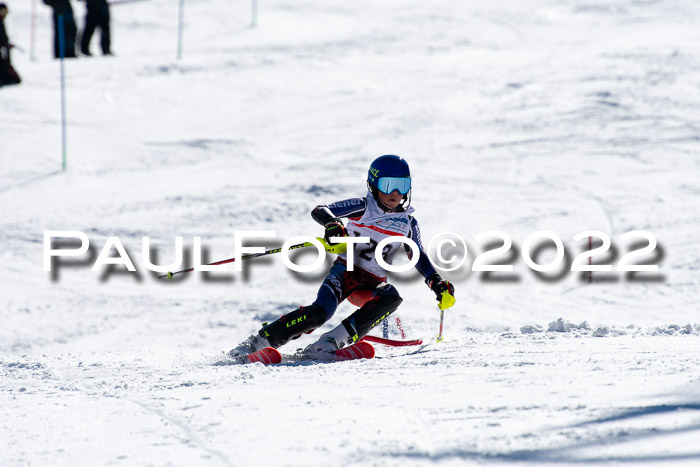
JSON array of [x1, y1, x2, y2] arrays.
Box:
[[426, 273, 455, 309], [324, 218, 348, 243]]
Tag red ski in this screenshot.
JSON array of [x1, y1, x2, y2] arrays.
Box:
[[333, 341, 375, 360], [246, 347, 282, 365], [242, 342, 373, 365], [361, 335, 423, 347]]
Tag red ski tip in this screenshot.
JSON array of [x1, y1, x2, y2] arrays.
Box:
[[246, 347, 282, 365], [334, 341, 375, 360]]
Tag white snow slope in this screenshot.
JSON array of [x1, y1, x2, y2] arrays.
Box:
[[2, 0, 700, 465]]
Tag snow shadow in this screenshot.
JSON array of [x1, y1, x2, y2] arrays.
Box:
[[378, 403, 700, 464], [573, 403, 700, 427]]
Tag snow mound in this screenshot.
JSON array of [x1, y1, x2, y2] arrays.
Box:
[[547, 318, 590, 332], [517, 320, 700, 337]]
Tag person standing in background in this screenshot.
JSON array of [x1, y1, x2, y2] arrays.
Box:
[[80, 0, 111, 56], [43, 0, 78, 58], [0, 2, 21, 86]]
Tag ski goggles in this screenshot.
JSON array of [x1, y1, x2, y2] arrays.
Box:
[[377, 176, 411, 195]]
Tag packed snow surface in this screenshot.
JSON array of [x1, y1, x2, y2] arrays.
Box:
[[1, 0, 699, 465]]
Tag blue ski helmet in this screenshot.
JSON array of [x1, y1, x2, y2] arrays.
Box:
[[367, 155, 412, 210]]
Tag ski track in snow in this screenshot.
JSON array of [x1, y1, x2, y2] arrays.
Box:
[[2, 0, 700, 465]]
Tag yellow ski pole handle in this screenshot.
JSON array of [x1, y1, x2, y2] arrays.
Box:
[[438, 290, 456, 310]]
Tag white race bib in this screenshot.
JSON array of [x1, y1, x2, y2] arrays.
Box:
[[340, 192, 414, 278]]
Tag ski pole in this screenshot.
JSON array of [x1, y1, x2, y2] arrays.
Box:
[[158, 241, 314, 279], [435, 288, 453, 342], [436, 308, 444, 342]]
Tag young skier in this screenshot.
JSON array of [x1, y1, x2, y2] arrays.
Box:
[[229, 155, 455, 358]]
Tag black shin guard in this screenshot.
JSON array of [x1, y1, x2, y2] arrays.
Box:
[[341, 293, 403, 342], [259, 304, 327, 348]]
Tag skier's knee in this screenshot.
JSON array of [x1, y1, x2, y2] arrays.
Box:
[[341, 291, 403, 342], [375, 283, 401, 300], [312, 295, 337, 321], [374, 291, 403, 315]]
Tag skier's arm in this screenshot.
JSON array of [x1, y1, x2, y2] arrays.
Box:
[[406, 217, 438, 279], [311, 198, 366, 226], [407, 217, 456, 309], [311, 198, 366, 245]]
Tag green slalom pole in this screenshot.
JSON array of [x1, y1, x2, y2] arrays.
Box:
[[177, 0, 185, 59], [251, 0, 258, 27], [58, 14, 67, 170]]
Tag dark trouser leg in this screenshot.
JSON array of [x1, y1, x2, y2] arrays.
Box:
[[259, 259, 349, 348], [311, 258, 346, 320], [305, 283, 403, 352], [67, 14, 77, 57], [99, 7, 111, 54], [228, 303, 328, 358], [258, 304, 327, 348], [53, 17, 61, 58], [341, 284, 403, 342], [54, 12, 78, 57], [81, 12, 97, 55], [232, 260, 349, 356]]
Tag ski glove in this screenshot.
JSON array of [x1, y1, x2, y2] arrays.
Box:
[[323, 218, 348, 243], [426, 273, 456, 310]]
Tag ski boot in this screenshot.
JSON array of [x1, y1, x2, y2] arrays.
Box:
[[229, 304, 326, 358], [304, 321, 355, 353], [305, 291, 403, 354], [228, 332, 271, 359]]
